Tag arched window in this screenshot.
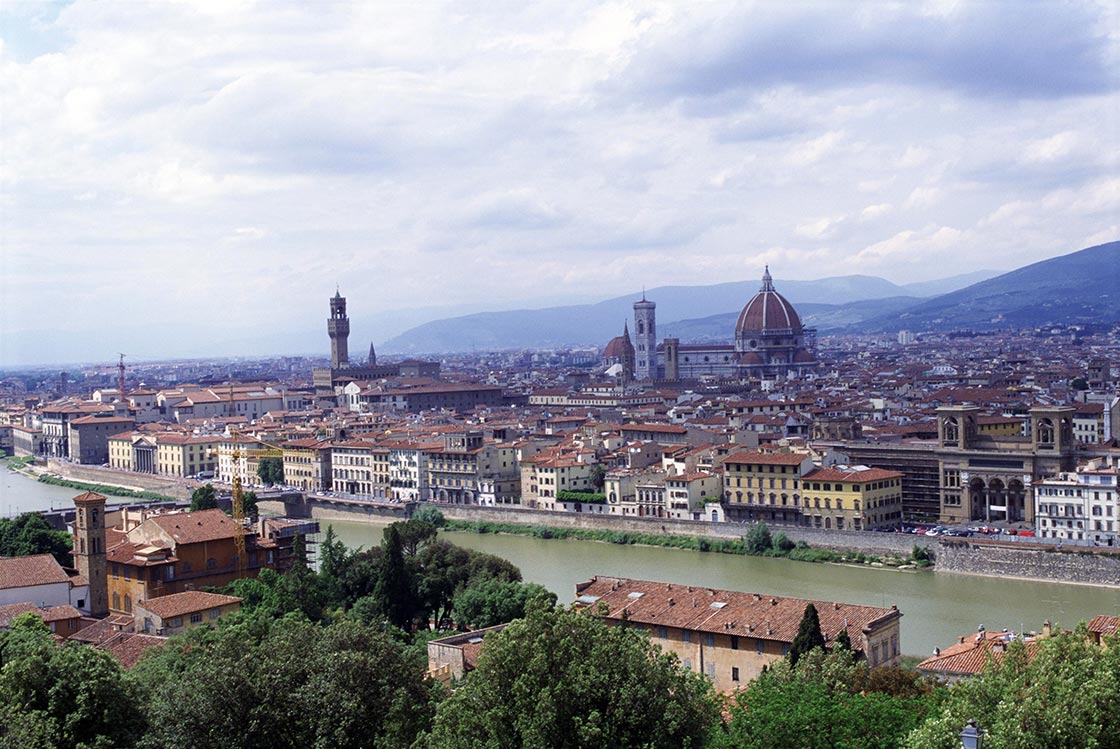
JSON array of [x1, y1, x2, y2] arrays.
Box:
[[123, 594, 132, 613], [112, 592, 120, 611]]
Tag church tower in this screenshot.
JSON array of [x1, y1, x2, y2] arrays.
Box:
[[72, 491, 108, 617], [633, 293, 657, 380], [328, 289, 350, 369]]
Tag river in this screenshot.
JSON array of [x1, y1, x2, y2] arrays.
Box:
[[324, 516, 1120, 658], [4, 468, 1118, 657]]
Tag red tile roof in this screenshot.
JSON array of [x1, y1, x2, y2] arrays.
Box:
[[146, 509, 249, 545], [574, 576, 898, 648], [0, 554, 71, 590], [803, 467, 903, 483], [723, 451, 809, 466], [0, 602, 82, 626], [916, 630, 1039, 677], [139, 591, 242, 619]]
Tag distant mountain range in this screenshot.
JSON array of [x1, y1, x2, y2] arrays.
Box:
[[378, 242, 1117, 354]]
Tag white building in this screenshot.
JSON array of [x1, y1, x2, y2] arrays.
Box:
[[0, 554, 90, 612], [1035, 460, 1119, 545]]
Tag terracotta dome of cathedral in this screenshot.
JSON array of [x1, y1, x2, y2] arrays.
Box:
[[735, 267, 802, 336], [603, 323, 635, 359]]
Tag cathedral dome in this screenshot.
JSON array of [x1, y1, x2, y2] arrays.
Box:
[[735, 267, 802, 337], [603, 323, 635, 360]]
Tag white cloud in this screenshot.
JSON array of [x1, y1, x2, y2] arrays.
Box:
[[0, 0, 1116, 364]]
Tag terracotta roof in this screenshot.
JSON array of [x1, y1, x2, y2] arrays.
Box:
[[803, 467, 903, 484], [1088, 615, 1119, 638], [146, 509, 249, 545], [735, 269, 802, 335], [68, 615, 133, 645], [723, 451, 809, 466], [574, 576, 899, 648], [0, 554, 71, 590], [916, 630, 1039, 677], [620, 424, 688, 434], [0, 602, 81, 626], [99, 632, 167, 669], [73, 491, 108, 505], [139, 591, 242, 619]]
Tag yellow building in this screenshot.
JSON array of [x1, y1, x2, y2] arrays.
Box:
[[800, 466, 904, 531], [282, 438, 332, 492], [575, 576, 902, 692], [155, 435, 220, 478], [722, 451, 814, 524]]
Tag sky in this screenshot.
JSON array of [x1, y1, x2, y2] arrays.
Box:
[[1, 0, 1117, 366]]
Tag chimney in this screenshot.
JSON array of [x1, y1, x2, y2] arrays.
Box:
[[934, 647, 941, 657], [1042, 620, 1052, 638]]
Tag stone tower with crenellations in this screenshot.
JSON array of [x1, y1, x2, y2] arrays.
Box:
[[328, 289, 350, 369], [72, 491, 108, 617]]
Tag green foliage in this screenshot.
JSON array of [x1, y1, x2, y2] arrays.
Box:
[[0, 613, 145, 749], [394, 518, 439, 557], [133, 616, 438, 749], [1071, 377, 1089, 391], [589, 463, 607, 491], [772, 531, 797, 552], [556, 490, 608, 503], [713, 650, 938, 749], [412, 503, 447, 527], [373, 524, 414, 629], [789, 603, 826, 667], [834, 627, 853, 652], [36, 474, 173, 501], [451, 578, 557, 629], [744, 521, 773, 553], [0, 512, 72, 567], [256, 456, 284, 486], [912, 545, 931, 563], [189, 484, 217, 511], [240, 490, 258, 518], [903, 628, 1120, 749], [422, 606, 719, 749]]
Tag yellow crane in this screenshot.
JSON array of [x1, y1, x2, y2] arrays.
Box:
[[211, 389, 285, 573]]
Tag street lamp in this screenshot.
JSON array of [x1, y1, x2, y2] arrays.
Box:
[[960, 719, 984, 749]]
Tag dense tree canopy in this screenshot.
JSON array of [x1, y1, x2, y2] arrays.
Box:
[[903, 627, 1120, 749], [256, 457, 284, 486], [789, 603, 826, 666], [0, 512, 72, 566], [711, 648, 938, 749], [422, 604, 719, 749], [451, 578, 557, 630], [189, 484, 217, 511]]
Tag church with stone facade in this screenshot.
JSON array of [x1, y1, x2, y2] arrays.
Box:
[[603, 268, 818, 382]]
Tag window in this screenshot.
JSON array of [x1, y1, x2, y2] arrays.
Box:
[[732, 667, 740, 682], [731, 635, 739, 650], [190, 612, 203, 624], [658, 626, 667, 639], [756, 639, 764, 654], [207, 558, 217, 569], [683, 631, 691, 643], [683, 659, 692, 670], [169, 616, 183, 628], [707, 662, 716, 679], [210, 608, 220, 620], [705, 633, 715, 647]]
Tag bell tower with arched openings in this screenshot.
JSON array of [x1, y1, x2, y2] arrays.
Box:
[[73, 491, 108, 617], [633, 293, 656, 380]]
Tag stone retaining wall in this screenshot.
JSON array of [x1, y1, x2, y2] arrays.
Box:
[[45, 460, 193, 500], [329, 501, 932, 556], [936, 539, 1120, 587]]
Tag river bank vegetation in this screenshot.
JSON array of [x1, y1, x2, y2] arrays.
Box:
[[443, 516, 933, 569], [34, 474, 176, 502], [1, 510, 1116, 748]]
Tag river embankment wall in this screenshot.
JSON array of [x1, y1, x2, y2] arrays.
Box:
[[936, 539, 1120, 587], [44, 460, 194, 501], [308, 500, 931, 556]]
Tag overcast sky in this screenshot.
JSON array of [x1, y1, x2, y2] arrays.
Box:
[[1, 0, 1117, 366]]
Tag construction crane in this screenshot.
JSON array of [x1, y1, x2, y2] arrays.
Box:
[[211, 408, 284, 573]]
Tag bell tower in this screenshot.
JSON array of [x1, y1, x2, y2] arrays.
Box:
[[72, 491, 108, 617], [328, 289, 350, 369], [633, 293, 656, 380]]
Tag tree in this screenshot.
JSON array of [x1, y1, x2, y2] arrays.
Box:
[[772, 531, 796, 553], [903, 628, 1120, 749], [372, 524, 415, 629], [451, 578, 556, 629], [412, 504, 446, 527], [789, 603, 826, 666], [834, 627, 853, 652], [256, 456, 284, 486], [422, 605, 719, 749], [240, 490, 258, 519], [0, 613, 146, 749], [712, 649, 937, 749], [189, 484, 217, 511], [1071, 377, 1089, 391], [0, 513, 72, 567], [744, 521, 773, 554], [395, 518, 438, 558], [134, 617, 438, 749], [590, 463, 607, 492]]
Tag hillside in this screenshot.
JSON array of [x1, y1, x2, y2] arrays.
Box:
[[381, 275, 922, 354], [859, 241, 1120, 333]]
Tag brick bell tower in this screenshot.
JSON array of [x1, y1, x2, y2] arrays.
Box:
[[328, 288, 350, 369], [72, 491, 108, 617]]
